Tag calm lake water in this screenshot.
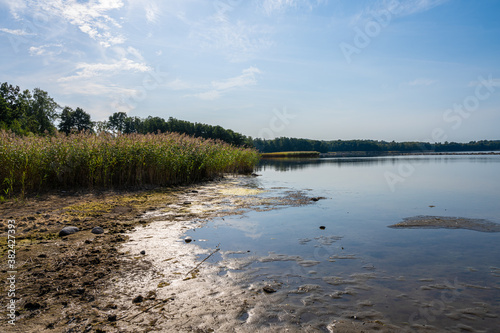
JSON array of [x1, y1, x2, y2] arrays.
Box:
[[188, 155, 500, 331]]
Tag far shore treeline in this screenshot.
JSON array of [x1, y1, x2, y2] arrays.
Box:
[[254, 137, 500, 154]]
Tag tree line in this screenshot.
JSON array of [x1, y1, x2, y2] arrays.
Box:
[[253, 137, 500, 153], [0, 82, 252, 146]]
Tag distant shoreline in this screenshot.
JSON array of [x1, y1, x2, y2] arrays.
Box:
[[319, 151, 500, 158], [261, 150, 500, 159]]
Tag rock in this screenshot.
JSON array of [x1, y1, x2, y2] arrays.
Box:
[[24, 302, 41, 311], [310, 197, 326, 202], [263, 285, 277, 293], [59, 226, 79, 237], [108, 314, 117, 322], [319, 226, 326, 230], [183, 201, 191, 205], [184, 237, 192, 243], [191, 190, 199, 193], [132, 295, 144, 303], [140, 250, 146, 255], [91, 226, 104, 234]]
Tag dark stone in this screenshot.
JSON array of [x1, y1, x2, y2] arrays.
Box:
[[319, 226, 326, 230], [91, 226, 104, 234], [59, 226, 79, 237], [263, 285, 277, 293], [38, 254, 47, 258], [24, 302, 41, 311], [132, 295, 144, 303], [108, 314, 117, 322], [140, 250, 146, 255], [191, 190, 199, 193], [310, 197, 326, 202], [183, 201, 191, 205], [184, 237, 192, 243]]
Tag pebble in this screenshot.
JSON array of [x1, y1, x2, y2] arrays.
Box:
[[184, 237, 192, 243], [91, 226, 104, 234], [140, 250, 146, 255], [263, 285, 277, 293], [59, 226, 79, 237], [132, 295, 144, 303], [319, 226, 326, 230]]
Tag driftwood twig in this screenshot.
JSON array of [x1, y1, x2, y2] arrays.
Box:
[[185, 243, 220, 277]]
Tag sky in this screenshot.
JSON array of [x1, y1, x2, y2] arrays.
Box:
[[1, 0, 499, 142]]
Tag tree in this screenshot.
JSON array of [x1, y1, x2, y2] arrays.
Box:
[[59, 106, 94, 134], [107, 112, 127, 133], [31, 88, 59, 134]]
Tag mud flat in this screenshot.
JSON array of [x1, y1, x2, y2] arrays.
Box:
[[0, 175, 311, 333], [388, 215, 500, 232]]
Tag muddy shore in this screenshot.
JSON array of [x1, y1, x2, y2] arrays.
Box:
[[2, 175, 376, 332]]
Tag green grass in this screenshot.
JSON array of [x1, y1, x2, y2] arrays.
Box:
[[0, 130, 260, 197], [260, 151, 320, 158]]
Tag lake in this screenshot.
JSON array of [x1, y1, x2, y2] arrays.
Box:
[[188, 155, 500, 332]]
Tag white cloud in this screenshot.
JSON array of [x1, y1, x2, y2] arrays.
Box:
[[193, 90, 221, 101], [167, 78, 194, 91], [145, 1, 160, 23], [0, 27, 35, 36], [260, 0, 325, 15], [211, 67, 261, 90], [4, 0, 126, 47], [350, 0, 449, 27], [59, 58, 151, 82], [192, 20, 273, 62], [0, 0, 27, 19], [173, 67, 262, 100], [408, 78, 436, 86], [59, 80, 138, 96], [194, 67, 262, 100], [29, 43, 63, 56]]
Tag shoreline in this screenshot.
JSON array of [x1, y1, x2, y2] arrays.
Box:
[[0, 175, 327, 332], [0, 177, 244, 332]]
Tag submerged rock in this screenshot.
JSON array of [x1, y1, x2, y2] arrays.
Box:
[[59, 226, 79, 237], [184, 237, 193, 243]]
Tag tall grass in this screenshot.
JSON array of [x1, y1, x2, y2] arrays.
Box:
[[0, 130, 259, 197]]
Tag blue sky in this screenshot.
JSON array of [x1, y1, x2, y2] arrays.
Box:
[[1, 0, 499, 142]]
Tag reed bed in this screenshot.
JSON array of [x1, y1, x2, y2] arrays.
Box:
[[0, 130, 259, 197]]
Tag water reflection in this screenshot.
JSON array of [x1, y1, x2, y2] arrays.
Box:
[[192, 155, 500, 331], [258, 155, 500, 172]]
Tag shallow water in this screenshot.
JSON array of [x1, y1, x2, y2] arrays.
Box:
[[189, 155, 500, 331]]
